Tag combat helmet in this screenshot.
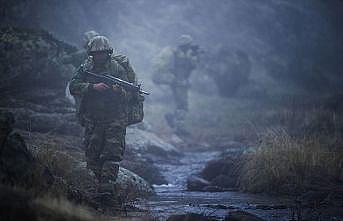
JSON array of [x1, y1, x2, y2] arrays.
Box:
[[83, 30, 99, 49], [87, 36, 113, 54], [177, 34, 193, 46], [84, 30, 99, 43]]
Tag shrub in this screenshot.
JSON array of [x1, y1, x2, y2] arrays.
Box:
[[238, 128, 343, 194]]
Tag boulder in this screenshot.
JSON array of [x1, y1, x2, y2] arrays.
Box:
[[0, 111, 53, 189], [0, 185, 104, 221], [0, 26, 81, 137], [126, 127, 181, 162], [121, 154, 167, 185], [2, 107, 82, 136], [225, 211, 265, 221], [199, 155, 245, 190], [0, 26, 75, 94], [200, 157, 235, 181], [186, 175, 210, 191], [116, 167, 154, 198], [167, 213, 215, 221], [0, 111, 35, 186], [48, 154, 154, 202], [202, 186, 226, 192], [211, 174, 234, 189]]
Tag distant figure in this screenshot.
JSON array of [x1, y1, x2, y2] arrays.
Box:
[[152, 35, 202, 136], [206, 47, 251, 97], [69, 36, 144, 197], [62, 30, 100, 68]]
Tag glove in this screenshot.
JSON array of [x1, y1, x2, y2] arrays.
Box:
[[92, 83, 109, 91]]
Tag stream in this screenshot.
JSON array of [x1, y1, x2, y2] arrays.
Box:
[[134, 150, 295, 221]]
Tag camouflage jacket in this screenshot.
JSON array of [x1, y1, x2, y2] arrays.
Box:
[[152, 46, 200, 87], [69, 54, 138, 126]]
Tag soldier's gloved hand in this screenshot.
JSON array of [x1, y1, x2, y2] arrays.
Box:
[[112, 84, 126, 95], [93, 83, 109, 91]]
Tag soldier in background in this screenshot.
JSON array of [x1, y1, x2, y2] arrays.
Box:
[[205, 47, 251, 97], [62, 30, 100, 68], [69, 36, 142, 198], [152, 35, 202, 136]]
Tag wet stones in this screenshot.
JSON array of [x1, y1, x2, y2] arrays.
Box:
[[186, 175, 211, 191], [0, 110, 35, 186], [167, 213, 216, 221], [225, 211, 265, 221], [121, 153, 167, 185], [187, 155, 243, 192]]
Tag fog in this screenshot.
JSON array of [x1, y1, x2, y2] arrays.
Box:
[[6, 0, 343, 97], [1, 1, 343, 220]]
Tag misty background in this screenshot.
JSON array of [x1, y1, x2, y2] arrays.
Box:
[[2, 2, 342, 83], [1, 1, 343, 220], [2, 0, 343, 141]]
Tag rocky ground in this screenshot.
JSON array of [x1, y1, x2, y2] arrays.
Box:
[[185, 140, 343, 221]]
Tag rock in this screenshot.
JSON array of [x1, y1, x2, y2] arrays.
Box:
[[187, 154, 243, 192], [201, 157, 235, 181], [298, 190, 329, 207], [0, 185, 102, 221], [6, 107, 82, 135], [52, 153, 154, 201], [253, 204, 288, 210], [126, 127, 181, 162], [204, 204, 237, 210], [167, 213, 215, 221], [0, 26, 75, 93], [186, 175, 210, 191], [199, 155, 245, 190], [211, 174, 234, 188], [121, 154, 167, 185], [202, 185, 225, 192], [116, 167, 154, 198], [0, 111, 51, 188], [0, 111, 55, 196], [0, 26, 81, 138], [225, 211, 265, 221]]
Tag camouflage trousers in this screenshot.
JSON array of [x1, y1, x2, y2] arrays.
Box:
[[166, 86, 189, 136], [171, 86, 189, 111], [83, 121, 126, 184]]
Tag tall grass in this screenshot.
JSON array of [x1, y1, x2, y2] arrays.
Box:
[[239, 128, 343, 194]]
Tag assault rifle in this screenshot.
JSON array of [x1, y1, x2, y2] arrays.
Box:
[[83, 70, 150, 95]]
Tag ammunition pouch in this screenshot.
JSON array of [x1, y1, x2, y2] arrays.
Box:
[[128, 94, 144, 125]]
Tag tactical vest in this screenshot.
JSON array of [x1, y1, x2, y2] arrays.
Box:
[[77, 56, 144, 126]]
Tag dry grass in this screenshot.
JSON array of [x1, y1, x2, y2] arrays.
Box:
[[239, 128, 343, 194], [34, 196, 107, 221]]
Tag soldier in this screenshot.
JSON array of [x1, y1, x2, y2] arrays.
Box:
[[62, 30, 100, 68], [69, 36, 142, 196], [205, 47, 251, 97], [152, 35, 202, 136]]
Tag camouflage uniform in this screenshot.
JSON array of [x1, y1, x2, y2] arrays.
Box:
[[152, 35, 201, 135], [69, 36, 138, 188]]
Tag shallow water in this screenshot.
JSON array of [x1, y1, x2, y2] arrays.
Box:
[[134, 151, 294, 220]]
